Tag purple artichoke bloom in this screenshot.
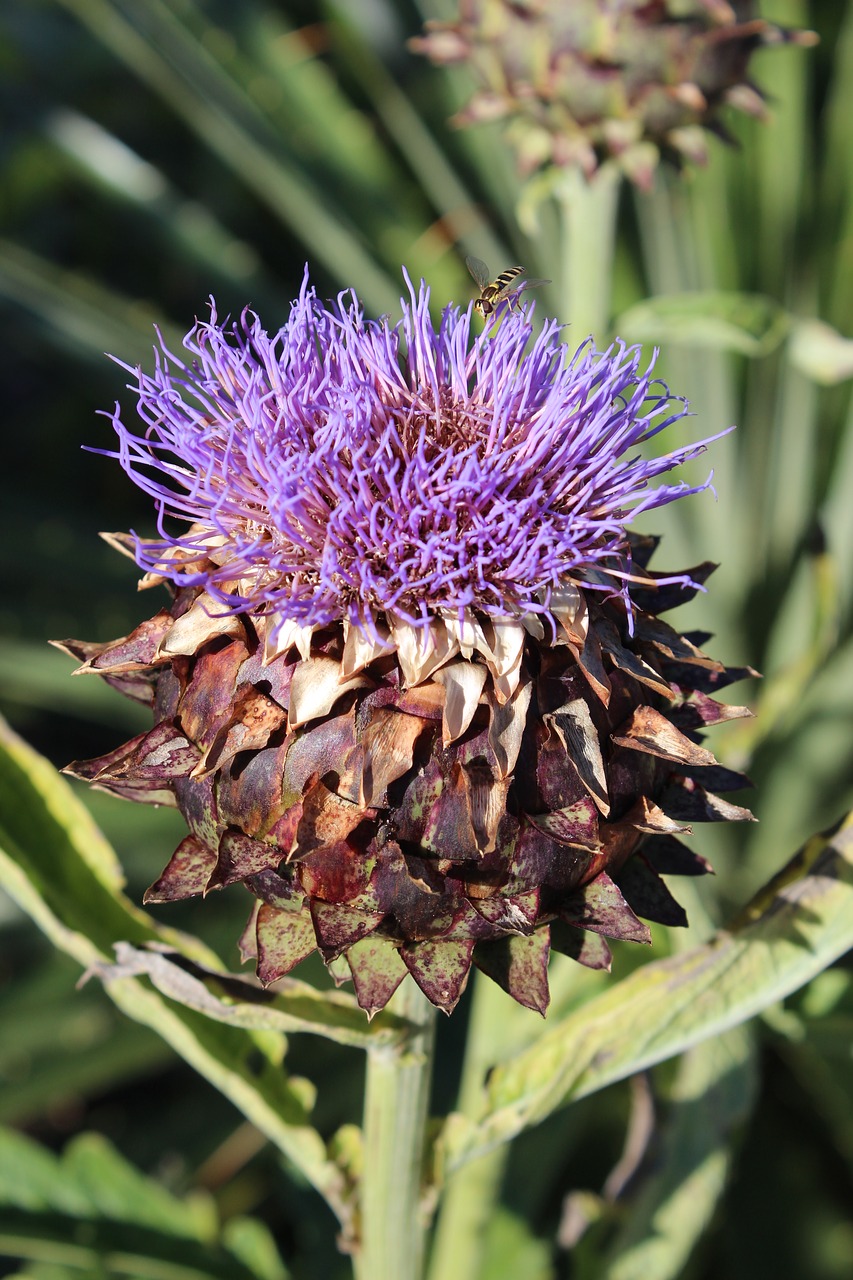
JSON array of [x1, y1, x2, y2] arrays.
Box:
[[104, 270, 716, 643], [62, 269, 754, 1016]]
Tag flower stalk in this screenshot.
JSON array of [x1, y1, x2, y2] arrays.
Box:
[[557, 163, 621, 343], [426, 971, 513, 1280], [358, 979, 438, 1280]]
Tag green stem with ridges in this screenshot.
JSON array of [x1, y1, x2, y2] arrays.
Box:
[[425, 973, 517, 1280], [556, 163, 622, 343], [356, 978, 437, 1280], [633, 171, 738, 572]]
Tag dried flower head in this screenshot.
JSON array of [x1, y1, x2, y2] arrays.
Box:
[[60, 270, 754, 1016], [412, 0, 818, 186]]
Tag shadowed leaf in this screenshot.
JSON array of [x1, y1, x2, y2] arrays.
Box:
[[0, 1125, 289, 1279]]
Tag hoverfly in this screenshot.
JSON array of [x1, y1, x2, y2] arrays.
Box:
[[465, 255, 550, 318]]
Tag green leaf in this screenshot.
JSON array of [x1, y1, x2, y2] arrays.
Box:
[[0, 1125, 289, 1280], [0, 712, 204, 958], [60, 1133, 215, 1237], [56, 0, 400, 316], [0, 949, 169, 1125], [766, 968, 853, 1171], [97, 976, 352, 1224], [0, 716, 354, 1228], [0, 1129, 90, 1217], [222, 1217, 290, 1280], [440, 812, 853, 1172], [91, 940, 409, 1051], [477, 1206, 554, 1280], [615, 291, 789, 356]]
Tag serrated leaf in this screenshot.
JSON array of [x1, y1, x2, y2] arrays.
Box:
[[615, 291, 789, 356], [92, 941, 407, 1050], [62, 1132, 214, 1237], [0, 1129, 90, 1217], [441, 812, 853, 1171]]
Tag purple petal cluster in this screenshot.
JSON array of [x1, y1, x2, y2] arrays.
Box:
[[102, 269, 718, 633]]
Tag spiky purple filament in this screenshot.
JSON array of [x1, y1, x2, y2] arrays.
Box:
[[100, 268, 720, 632]]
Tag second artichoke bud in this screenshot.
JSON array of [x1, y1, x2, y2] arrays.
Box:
[[412, 1, 818, 186]]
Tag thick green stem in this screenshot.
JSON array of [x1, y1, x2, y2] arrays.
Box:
[[556, 164, 622, 342], [633, 172, 739, 588], [356, 978, 437, 1280], [425, 973, 515, 1280], [426, 1145, 507, 1280]]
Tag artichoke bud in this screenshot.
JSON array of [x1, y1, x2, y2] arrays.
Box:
[[412, 0, 818, 184], [60, 271, 755, 1015]]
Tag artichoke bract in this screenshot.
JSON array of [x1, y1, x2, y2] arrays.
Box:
[[412, 1, 817, 185], [59, 271, 754, 1015]]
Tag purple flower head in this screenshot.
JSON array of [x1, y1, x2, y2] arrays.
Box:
[[102, 268, 721, 642]]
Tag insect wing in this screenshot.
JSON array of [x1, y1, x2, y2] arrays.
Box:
[[517, 276, 551, 293], [465, 255, 492, 290]]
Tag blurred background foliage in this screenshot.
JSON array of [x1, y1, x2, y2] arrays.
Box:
[[1, 0, 852, 1277]]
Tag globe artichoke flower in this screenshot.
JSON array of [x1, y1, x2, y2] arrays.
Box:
[[412, 0, 817, 185], [59, 270, 754, 1016]]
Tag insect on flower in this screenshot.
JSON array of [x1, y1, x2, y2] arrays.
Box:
[[466, 255, 550, 317]]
